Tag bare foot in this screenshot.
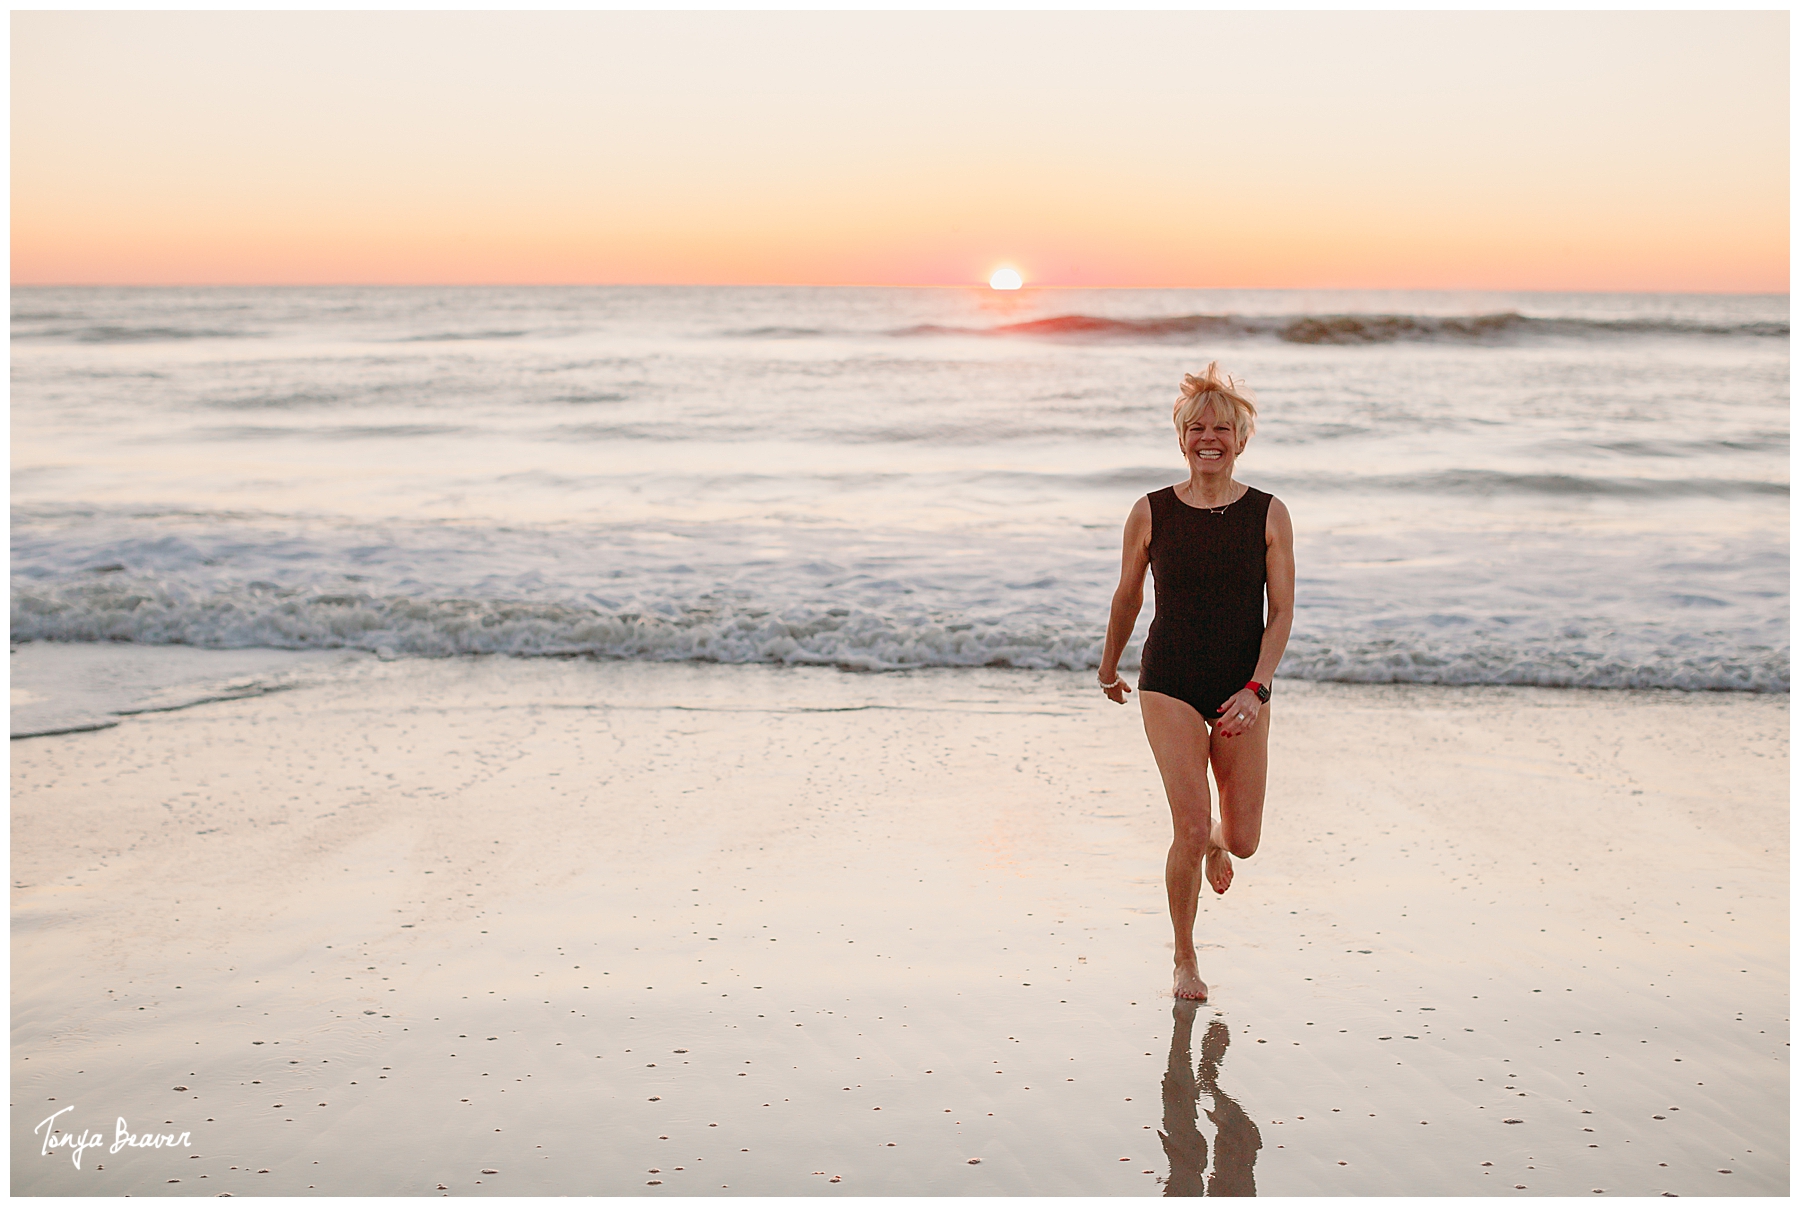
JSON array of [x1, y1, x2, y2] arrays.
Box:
[[1173, 957, 1209, 1001], [1205, 820, 1234, 895]]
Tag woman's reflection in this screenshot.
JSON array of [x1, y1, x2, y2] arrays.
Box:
[[1160, 1001, 1262, 1196]]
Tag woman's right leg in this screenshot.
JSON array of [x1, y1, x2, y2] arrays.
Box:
[[1140, 690, 1216, 1001]]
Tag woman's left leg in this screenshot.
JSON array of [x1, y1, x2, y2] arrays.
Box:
[[1207, 704, 1269, 864]]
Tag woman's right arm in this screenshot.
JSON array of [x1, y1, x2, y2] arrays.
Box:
[[1099, 495, 1153, 704]]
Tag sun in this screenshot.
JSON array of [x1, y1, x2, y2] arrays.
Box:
[[988, 267, 1023, 290]]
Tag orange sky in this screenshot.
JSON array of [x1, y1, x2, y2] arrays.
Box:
[[12, 11, 1790, 290]]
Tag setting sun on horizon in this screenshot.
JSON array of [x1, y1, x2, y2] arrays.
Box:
[[11, 12, 1788, 290]]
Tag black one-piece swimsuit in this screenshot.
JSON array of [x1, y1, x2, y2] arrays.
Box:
[[1137, 485, 1272, 721]]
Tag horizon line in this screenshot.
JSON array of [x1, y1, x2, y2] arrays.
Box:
[[10, 281, 1789, 297]]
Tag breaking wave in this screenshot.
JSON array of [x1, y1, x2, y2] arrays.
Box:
[[26, 325, 261, 344], [895, 312, 1789, 345], [11, 580, 1101, 673], [395, 329, 529, 342], [1255, 469, 1789, 499], [12, 577, 1785, 692]]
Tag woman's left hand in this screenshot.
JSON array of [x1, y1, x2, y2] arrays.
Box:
[[1213, 690, 1261, 739]]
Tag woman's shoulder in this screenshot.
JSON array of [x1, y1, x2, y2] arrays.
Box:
[[1122, 492, 1155, 548], [1243, 483, 1283, 509], [1253, 488, 1293, 538], [1137, 485, 1177, 518]]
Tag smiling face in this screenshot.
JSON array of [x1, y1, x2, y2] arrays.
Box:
[[1181, 400, 1249, 479]]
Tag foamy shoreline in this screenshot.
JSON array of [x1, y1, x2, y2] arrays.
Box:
[[11, 651, 1788, 1194]]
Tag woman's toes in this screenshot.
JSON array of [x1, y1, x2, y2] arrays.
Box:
[[1205, 844, 1233, 893]]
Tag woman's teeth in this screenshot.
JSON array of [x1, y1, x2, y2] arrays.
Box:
[[1197, 450, 1222, 459]]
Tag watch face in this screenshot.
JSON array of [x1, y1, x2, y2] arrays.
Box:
[[1255, 683, 1271, 702]]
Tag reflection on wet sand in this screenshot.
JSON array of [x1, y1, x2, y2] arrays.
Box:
[[1160, 1002, 1262, 1196]]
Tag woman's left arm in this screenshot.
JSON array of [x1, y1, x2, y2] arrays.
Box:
[[1252, 496, 1295, 685], [1213, 497, 1294, 739]]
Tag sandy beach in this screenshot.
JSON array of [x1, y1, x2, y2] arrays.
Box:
[[11, 648, 1787, 1196]]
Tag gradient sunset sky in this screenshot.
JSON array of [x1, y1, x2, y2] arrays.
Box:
[[12, 11, 1789, 290]]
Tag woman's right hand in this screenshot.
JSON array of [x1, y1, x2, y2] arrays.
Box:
[[1101, 676, 1133, 705]]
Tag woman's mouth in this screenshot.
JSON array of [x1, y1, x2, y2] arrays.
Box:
[[1197, 450, 1223, 460]]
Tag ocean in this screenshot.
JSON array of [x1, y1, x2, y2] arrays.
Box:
[[11, 286, 1788, 693]]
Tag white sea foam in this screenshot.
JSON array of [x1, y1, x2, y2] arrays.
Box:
[[12, 547, 1786, 691]]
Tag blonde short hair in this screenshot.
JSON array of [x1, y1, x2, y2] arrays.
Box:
[[1172, 362, 1257, 447]]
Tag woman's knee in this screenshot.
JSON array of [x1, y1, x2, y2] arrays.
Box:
[[1226, 834, 1259, 859], [1171, 816, 1210, 852]]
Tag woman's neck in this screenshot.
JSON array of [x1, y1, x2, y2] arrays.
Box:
[[1180, 473, 1239, 508]]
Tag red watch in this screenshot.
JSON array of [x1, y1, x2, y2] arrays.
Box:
[[1245, 680, 1271, 703]]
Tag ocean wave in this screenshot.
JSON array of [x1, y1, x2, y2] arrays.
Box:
[[1261, 469, 1789, 499], [12, 579, 1784, 692], [204, 391, 343, 411], [553, 392, 630, 405], [723, 326, 828, 339], [21, 325, 261, 344], [1047, 467, 1788, 499], [396, 330, 528, 342], [895, 311, 1789, 345], [1545, 435, 1791, 458], [10, 582, 1100, 672], [191, 423, 471, 442], [1281, 637, 1787, 693]]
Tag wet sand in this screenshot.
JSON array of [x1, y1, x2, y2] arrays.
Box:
[[11, 652, 1788, 1195]]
